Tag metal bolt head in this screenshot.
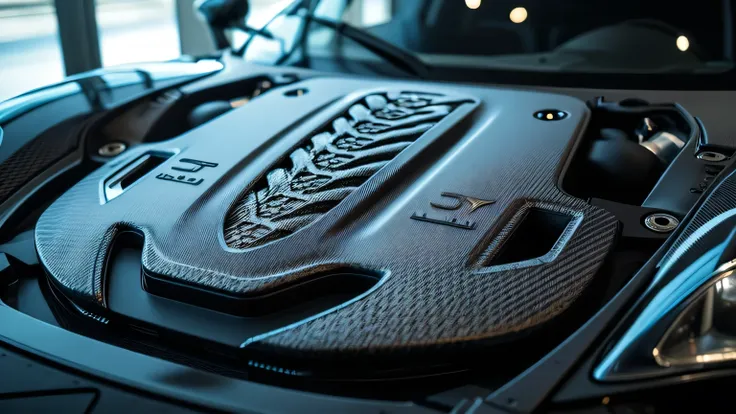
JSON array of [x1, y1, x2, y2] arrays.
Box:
[[98, 142, 127, 157], [697, 151, 728, 162], [645, 213, 679, 233]]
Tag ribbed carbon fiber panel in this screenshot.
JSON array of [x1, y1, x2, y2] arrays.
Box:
[[659, 168, 736, 270]]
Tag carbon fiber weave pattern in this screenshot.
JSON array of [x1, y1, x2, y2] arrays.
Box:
[[252, 155, 618, 354], [0, 127, 79, 204], [659, 168, 736, 270], [224, 92, 468, 249], [35, 78, 619, 356]]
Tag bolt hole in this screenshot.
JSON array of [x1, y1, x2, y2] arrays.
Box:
[[284, 88, 308, 97], [98, 142, 127, 157], [275, 73, 298, 83]]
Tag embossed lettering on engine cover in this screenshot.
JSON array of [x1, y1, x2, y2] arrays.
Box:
[[223, 92, 469, 249]]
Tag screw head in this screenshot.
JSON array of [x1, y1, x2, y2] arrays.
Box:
[[98, 142, 127, 157]]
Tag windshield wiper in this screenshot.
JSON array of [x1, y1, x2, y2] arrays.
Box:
[[306, 15, 430, 79]]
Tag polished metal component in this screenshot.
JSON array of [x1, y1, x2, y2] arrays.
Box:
[[644, 117, 656, 131], [595, 210, 736, 381], [98, 141, 127, 157], [654, 265, 736, 367], [636, 117, 658, 143], [644, 213, 679, 233], [697, 151, 728, 162], [640, 131, 685, 164]]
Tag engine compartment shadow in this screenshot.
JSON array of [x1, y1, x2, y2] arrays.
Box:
[[106, 232, 381, 347]]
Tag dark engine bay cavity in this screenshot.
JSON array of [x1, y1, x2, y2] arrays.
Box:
[[2, 67, 734, 402], [563, 97, 701, 206]]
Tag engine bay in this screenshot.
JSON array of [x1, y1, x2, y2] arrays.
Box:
[[2, 59, 736, 411]]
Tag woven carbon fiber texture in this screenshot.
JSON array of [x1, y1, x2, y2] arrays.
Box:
[[224, 92, 469, 249], [0, 126, 79, 204], [36, 78, 618, 356]]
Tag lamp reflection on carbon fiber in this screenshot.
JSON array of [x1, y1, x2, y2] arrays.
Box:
[[655, 269, 736, 367]]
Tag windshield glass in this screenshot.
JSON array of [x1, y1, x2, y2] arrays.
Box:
[[245, 0, 735, 86]]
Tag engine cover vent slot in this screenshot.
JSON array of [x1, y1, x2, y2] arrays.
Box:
[[224, 91, 469, 250], [103, 151, 172, 202], [482, 204, 583, 270]]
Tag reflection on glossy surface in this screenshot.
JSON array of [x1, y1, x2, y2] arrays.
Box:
[[243, 13, 302, 63], [594, 210, 736, 381], [0, 83, 81, 124], [656, 267, 736, 366], [677, 35, 690, 52], [0, 59, 223, 124]]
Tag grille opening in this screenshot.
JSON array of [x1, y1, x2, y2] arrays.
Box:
[[487, 209, 574, 266]]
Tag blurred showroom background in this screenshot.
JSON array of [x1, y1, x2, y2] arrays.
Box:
[[0, 0, 291, 101]]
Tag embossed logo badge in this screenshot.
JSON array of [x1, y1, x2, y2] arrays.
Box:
[[429, 192, 496, 213], [411, 192, 496, 230], [156, 158, 218, 186]]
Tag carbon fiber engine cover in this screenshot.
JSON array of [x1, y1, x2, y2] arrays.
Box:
[[35, 77, 618, 358]]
